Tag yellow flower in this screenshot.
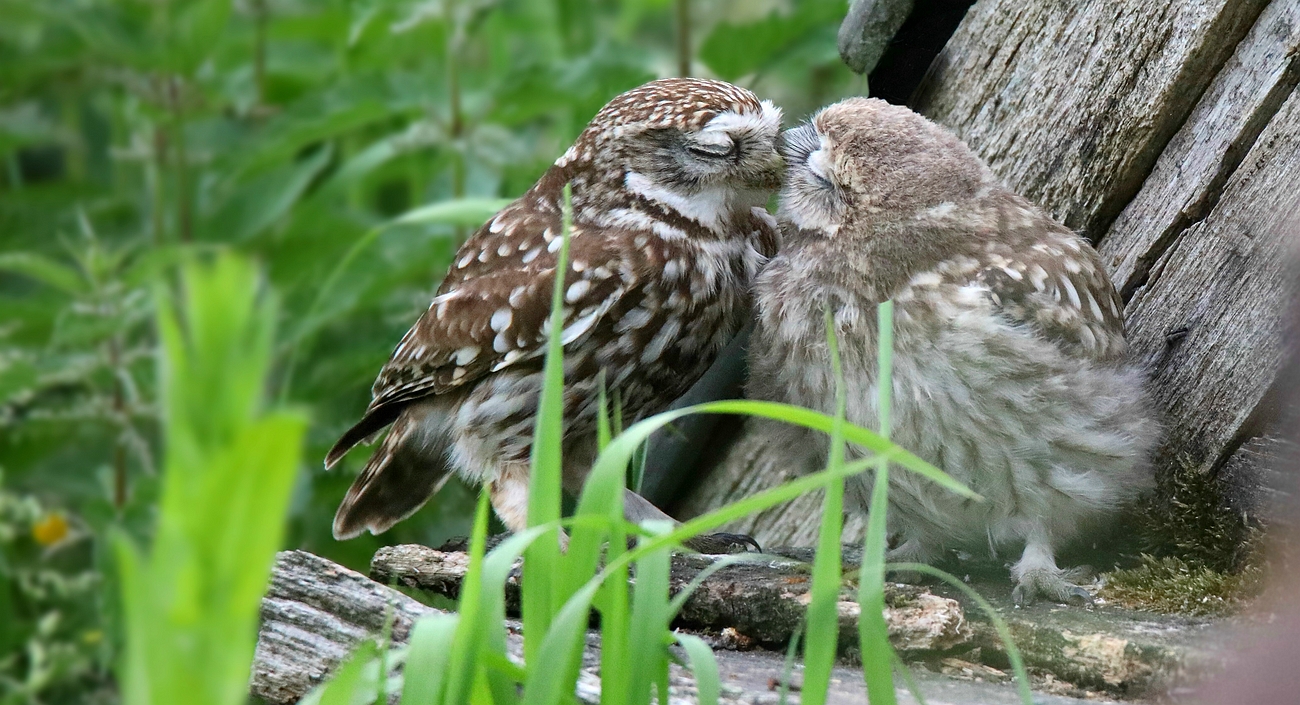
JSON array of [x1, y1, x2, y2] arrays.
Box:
[[32, 512, 69, 547]]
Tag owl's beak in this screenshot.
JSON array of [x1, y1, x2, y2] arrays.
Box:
[[748, 145, 785, 191]]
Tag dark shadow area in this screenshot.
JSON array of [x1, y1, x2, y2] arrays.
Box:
[[868, 0, 978, 106]]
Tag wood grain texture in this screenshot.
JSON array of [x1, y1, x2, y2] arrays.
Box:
[[911, 0, 1269, 241], [1122, 87, 1300, 480], [1100, 0, 1300, 300]]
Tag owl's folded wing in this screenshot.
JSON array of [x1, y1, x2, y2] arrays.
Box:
[[975, 231, 1128, 362]]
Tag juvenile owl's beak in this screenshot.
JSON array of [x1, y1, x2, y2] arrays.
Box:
[[749, 142, 785, 190]]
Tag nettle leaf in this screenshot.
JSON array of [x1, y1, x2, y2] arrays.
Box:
[[0, 252, 86, 296], [201, 144, 334, 242], [699, 0, 842, 81], [217, 79, 420, 183], [0, 356, 39, 406]]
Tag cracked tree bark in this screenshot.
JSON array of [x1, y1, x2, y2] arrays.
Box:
[[679, 0, 1300, 555]]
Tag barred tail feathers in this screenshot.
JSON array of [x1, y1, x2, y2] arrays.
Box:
[[331, 400, 454, 540]]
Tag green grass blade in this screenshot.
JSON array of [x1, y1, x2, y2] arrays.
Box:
[[778, 627, 803, 705], [523, 182, 574, 664], [888, 562, 1032, 705], [519, 579, 603, 705], [891, 651, 929, 705], [674, 633, 721, 705], [628, 522, 673, 705], [479, 523, 557, 705], [597, 369, 612, 452], [592, 400, 973, 503], [802, 308, 848, 705], [442, 490, 492, 705], [859, 299, 896, 705], [598, 535, 631, 705], [375, 599, 396, 705], [308, 640, 379, 705], [399, 613, 460, 705]]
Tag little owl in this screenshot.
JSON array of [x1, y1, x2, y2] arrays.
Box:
[[749, 97, 1154, 603], [327, 78, 783, 552]]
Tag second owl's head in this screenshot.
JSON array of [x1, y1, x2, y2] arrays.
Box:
[[558, 78, 784, 207], [779, 97, 992, 236]]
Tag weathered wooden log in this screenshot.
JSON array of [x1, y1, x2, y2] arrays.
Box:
[[369, 544, 972, 654], [681, 0, 1300, 564], [252, 548, 1227, 702]]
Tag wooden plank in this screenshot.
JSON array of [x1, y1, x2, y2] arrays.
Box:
[[1100, 0, 1300, 299], [911, 0, 1269, 241], [1122, 88, 1300, 480]]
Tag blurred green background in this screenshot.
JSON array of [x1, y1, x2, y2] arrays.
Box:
[[0, 0, 863, 700]]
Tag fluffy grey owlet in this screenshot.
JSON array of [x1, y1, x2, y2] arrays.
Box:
[[327, 78, 783, 552], [749, 97, 1155, 604]]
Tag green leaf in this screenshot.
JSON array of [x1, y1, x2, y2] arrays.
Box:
[[117, 253, 306, 705], [201, 144, 333, 242], [304, 641, 380, 705], [698, 0, 841, 81], [859, 300, 897, 705], [800, 307, 849, 705], [399, 613, 460, 705], [387, 197, 514, 229], [0, 252, 85, 296], [674, 633, 721, 705], [522, 182, 572, 667]]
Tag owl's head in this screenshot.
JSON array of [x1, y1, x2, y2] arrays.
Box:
[[559, 78, 784, 212], [779, 97, 991, 236]]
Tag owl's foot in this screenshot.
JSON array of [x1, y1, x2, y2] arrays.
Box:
[[683, 532, 762, 554], [1011, 570, 1094, 607], [1011, 535, 1093, 607]]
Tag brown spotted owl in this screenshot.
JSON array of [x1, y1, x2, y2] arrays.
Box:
[[327, 78, 783, 550], [748, 97, 1155, 603]]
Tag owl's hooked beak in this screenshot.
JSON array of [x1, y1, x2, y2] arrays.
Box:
[[748, 146, 786, 191]]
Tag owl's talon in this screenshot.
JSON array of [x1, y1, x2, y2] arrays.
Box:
[[1013, 570, 1094, 607], [1067, 585, 1095, 607], [684, 532, 762, 554], [1011, 584, 1033, 607]]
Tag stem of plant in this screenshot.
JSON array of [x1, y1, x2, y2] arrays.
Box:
[[675, 0, 692, 77], [168, 77, 192, 242], [446, 16, 467, 242], [253, 0, 268, 107]]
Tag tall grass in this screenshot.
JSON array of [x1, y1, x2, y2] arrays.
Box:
[[116, 254, 306, 705]]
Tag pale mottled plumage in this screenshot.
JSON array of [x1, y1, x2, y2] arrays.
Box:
[[328, 79, 783, 548], [750, 97, 1154, 603]]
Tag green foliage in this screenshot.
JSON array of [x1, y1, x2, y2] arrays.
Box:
[[115, 254, 306, 705]]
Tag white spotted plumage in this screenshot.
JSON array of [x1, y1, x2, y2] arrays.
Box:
[[327, 78, 784, 548]]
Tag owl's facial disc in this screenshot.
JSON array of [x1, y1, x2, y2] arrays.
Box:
[[620, 99, 783, 230], [777, 122, 844, 235]]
